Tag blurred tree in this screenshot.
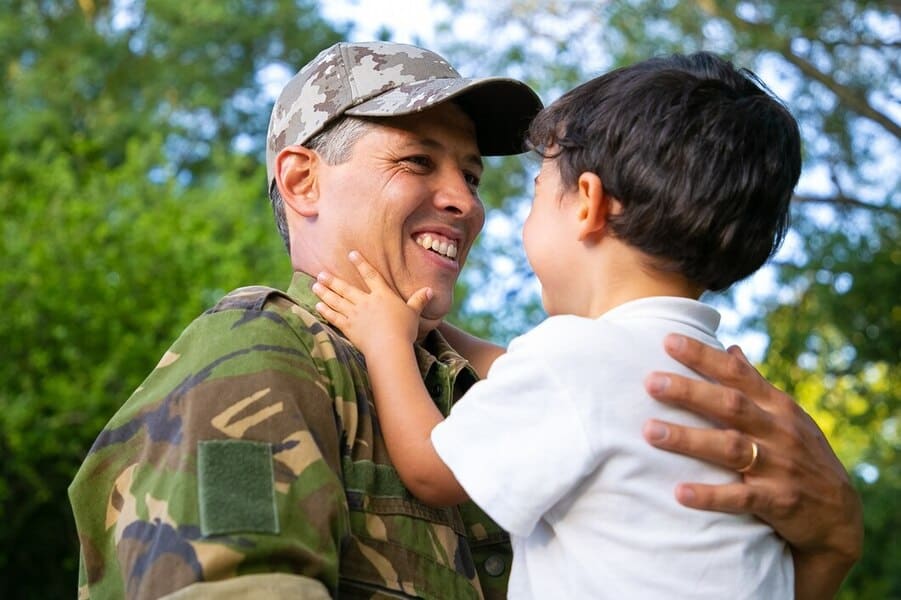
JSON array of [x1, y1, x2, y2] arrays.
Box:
[[758, 216, 899, 599], [434, 0, 899, 597], [0, 1, 345, 596]]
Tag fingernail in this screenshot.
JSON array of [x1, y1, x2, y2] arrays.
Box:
[[665, 334, 686, 352], [646, 374, 670, 393], [676, 485, 696, 503], [348, 250, 359, 260], [644, 421, 668, 442], [317, 272, 327, 282]]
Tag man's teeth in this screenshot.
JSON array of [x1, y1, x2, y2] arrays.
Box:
[[416, 234, 458, 259]]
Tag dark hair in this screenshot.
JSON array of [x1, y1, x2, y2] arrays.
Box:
[[528, 52, 801, 291]]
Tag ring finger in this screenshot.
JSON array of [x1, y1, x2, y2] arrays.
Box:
[[643, 420, 762, 473]]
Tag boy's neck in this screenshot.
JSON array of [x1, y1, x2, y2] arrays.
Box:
[[582, 239, 704, 319]]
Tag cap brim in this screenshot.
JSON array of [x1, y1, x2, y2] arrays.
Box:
[[345, 77, 543, 156]]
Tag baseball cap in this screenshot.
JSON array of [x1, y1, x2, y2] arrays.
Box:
[[266, 41, 544, 190]]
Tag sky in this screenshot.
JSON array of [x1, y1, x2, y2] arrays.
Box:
[[320, 0, 447, 45]]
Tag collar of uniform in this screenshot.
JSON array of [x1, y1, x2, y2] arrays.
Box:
[[286, 271, 323, 315], [285, 271, 476, 383]]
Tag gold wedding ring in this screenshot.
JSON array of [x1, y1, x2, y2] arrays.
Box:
[[736, 440, 759, 473]]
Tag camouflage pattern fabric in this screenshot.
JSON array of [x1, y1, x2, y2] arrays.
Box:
[[69, 271, 512, 599]]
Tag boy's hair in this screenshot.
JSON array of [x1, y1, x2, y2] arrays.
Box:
[[528, 52, 801, 291]]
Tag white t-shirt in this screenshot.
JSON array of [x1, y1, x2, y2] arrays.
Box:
[[432, 297, 793, 599]]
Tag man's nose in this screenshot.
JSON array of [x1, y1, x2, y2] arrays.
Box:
[[434, 170, 483, 218]]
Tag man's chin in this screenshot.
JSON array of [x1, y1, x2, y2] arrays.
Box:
[[420, 299, 451, 322], [418, 306, 449, 340]]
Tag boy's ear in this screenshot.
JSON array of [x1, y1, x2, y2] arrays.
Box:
[[576, 172, 619, 242], [275, 145, 320, 217]]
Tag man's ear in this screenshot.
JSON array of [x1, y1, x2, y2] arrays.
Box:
[[275, 145, 320, 217]]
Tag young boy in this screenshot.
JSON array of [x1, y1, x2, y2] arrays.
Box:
[[313, 52, 800, 599]]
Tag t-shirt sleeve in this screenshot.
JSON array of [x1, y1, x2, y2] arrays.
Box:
[[431, 325, 596, 538]]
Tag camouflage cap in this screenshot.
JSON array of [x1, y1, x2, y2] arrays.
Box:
[[266, 41, 543, 189]]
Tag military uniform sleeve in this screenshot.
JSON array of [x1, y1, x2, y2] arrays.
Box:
[[69, 292, 351, 599]]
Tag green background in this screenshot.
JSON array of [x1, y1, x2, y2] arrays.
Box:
[[1, 1, 897, 597]]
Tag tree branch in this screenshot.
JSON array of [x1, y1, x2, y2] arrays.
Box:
[[779, 49, 901, 140], [696, 2, 901, 140], [792, 193, 901, 215]]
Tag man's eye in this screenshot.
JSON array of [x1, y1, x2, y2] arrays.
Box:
[[464, 172, 481, 188], [403, 155, 432, 168]]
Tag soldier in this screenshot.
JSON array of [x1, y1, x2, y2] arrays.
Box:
[[69, 41, 862, 599]]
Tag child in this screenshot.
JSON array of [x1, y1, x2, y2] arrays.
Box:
[[313, 52, 800, 599]]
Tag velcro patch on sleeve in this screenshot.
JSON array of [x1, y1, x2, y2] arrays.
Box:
[[198, 439, 279, 536]]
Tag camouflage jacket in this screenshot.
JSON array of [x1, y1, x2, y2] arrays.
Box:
[[69, 272, 512, 599]]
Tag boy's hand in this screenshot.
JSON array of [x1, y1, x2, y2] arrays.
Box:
[[313, 251, 433, 356]]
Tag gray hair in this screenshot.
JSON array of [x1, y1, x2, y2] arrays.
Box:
[[268, 116, 375, 252]]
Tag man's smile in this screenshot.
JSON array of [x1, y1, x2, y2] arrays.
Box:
[[414, 232, 458, 260]]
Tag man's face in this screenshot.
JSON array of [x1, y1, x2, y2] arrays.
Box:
[[313, 103, 486, 323]]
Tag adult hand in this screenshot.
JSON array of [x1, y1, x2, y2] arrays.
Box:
[[643, 334, 863, 599]]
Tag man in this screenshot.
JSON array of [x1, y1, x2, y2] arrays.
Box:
[[69, 41, 862, 599]]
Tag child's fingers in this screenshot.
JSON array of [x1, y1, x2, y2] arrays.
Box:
[[312, 281, 353, 313], [316, 271, 362, 303], [314, 301, 346, 328], [348, 251, 389, 292], [406, 287, 433, 314]]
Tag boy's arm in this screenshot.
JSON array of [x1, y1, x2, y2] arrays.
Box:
[[437, 321, 505, 379], [362, 338, 469, 507], [313, 252, 469, 507]]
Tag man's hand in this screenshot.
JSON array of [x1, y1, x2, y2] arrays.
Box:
[[644, 334, 863, 598], [313, 251, 432, 356]]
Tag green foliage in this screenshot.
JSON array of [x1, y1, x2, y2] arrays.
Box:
[[0, 1, 344, 595], [758, 216, 900, 598]]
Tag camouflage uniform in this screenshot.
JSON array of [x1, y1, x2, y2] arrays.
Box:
[[69, 273, 512, 599], [70, 41, 541, 599]]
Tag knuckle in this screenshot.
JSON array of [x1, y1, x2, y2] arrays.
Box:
[[781, 446, 806, 478], [771, 488, 802, 519], [723, 353, 750, 382], [720, 389, 746, 420], [734, 487, 756, 511], [783, 421, 805, 447], [724, 430, 746, 464]]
